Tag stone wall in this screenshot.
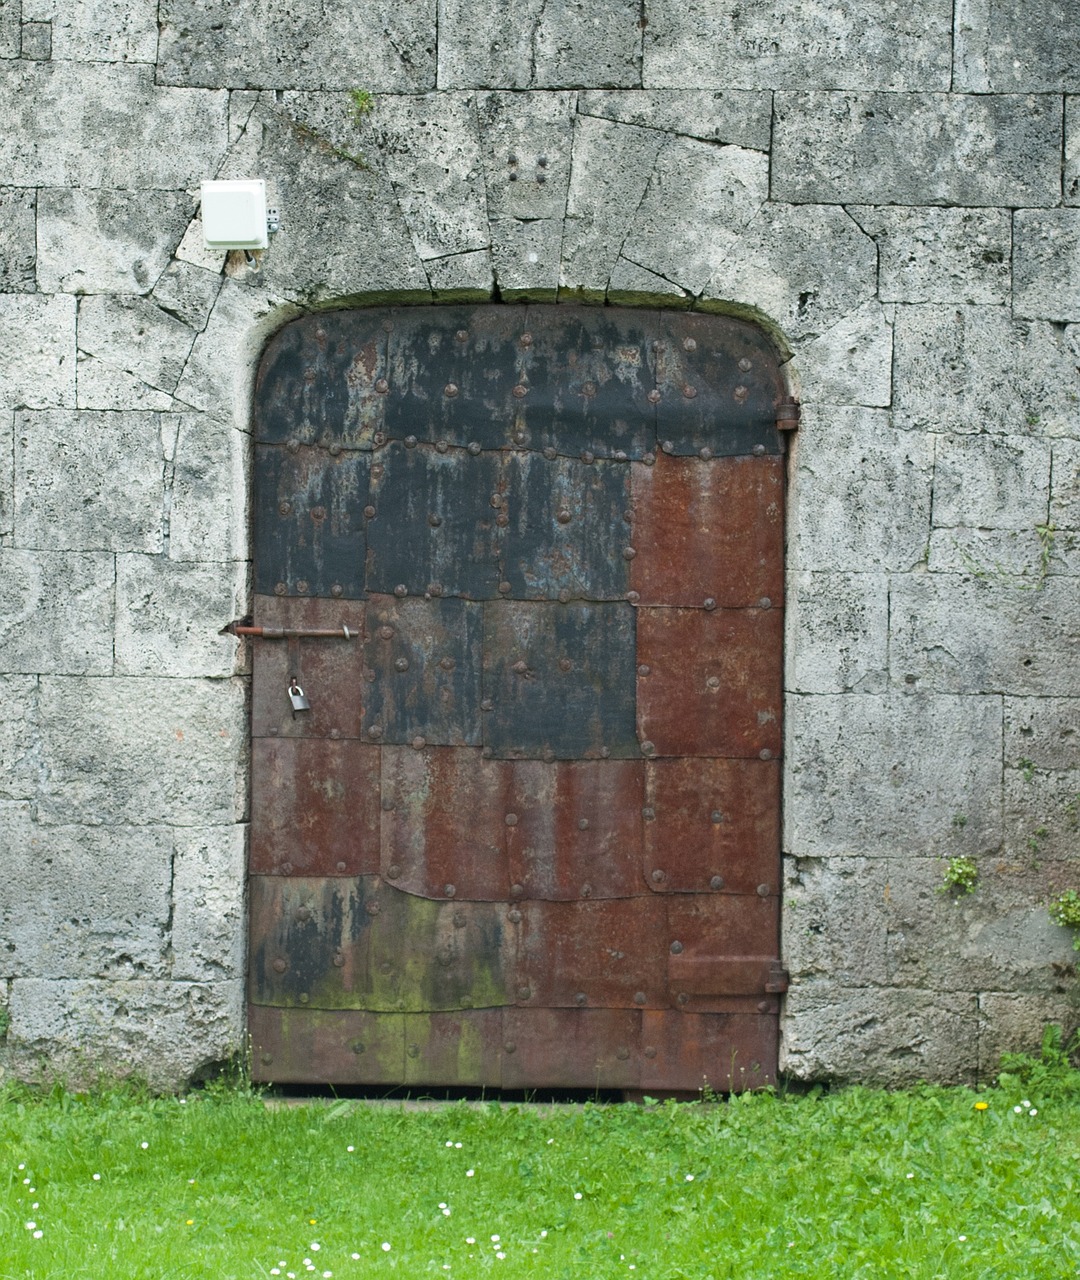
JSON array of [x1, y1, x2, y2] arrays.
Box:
[[0, 0, 1077, 1087]]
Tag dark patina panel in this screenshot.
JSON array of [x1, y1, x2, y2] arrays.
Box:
[[641, 1011, 778, 1092], [501, 1008, 642, 1089], [249, 1005, 406, 1084]]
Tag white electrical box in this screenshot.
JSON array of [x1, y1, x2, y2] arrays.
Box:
[[200, 179, 269, 250]]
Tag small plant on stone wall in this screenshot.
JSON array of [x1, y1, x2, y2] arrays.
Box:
[[1049, 890, 1080, 951], [940, 855, 979, 897], [348, 88, 374, 122]]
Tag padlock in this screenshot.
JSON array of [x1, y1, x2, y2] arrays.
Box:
[[287, 680, 310, 714]]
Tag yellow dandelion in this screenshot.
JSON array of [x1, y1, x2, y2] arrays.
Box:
[[186, 1219, 194, 1226], [974, 1101, 988, 1111]]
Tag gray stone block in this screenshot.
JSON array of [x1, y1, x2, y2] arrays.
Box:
[[6, 977, 243, 1088], [932, 433, 1052, 530], [0, 0, 17, 57], [76, 357, 177, 414], [707, 204, 876, 345], [782, 855, 889, 985], [643, 0, 952, 91], [77, 295, 195, 413], [168, 416, 248, 564], [437, 0, 641, 90], [0, 409, 10, 537], [14, 409, 165, 553], [794, 300, 892, 408], [477, 91, 574, 223], [0, 676, 41, 802], [786, 571, 889, 694], [927, 527, 1071, 582], [848, 205, 1011, 305], [1003, 767, 1080, 863], [606, 257, 690, 306], [0, 295, 75, 410], [20, 21, 50, 60], [781, 984, 978, 1084], [0, 802, 172, 979], [622, 138, 767, 296], [0, 549, 114, 675], [1052, 439, 1080, 528], [892, 305, 1080, 437], [578, 89, 772, 151], [22, 0, 157, 63], [150, 260, 222, 333], [0, 189, 35, 292], [1068, 98, 1079, 205], [978, 992, 1080, 1079], [115, 554, 246, 678], [490, 216, 562, 301], [954, 0, 1080, 92], [36, 188, 191, 295], [889, 574, 1080, 697], [773, 93, 1061, 207], [785, 691, 1003, 858], [159, 0, 435, 91], [561, 115, 664, 298], [1014, 211, 1080, 324], [169, 826, 246, 981], [425, 250, 495, 301], [36, 676, 246, 827], [0, 63, 227, 189], [787, 406, 934, 572], [1005, 697, 1080, 771]]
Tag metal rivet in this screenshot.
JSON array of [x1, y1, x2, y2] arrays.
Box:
[[395, 657, 409, 672], [381, 797, 395, 811], [513, 429, 527, 444], [651, 869, 665, 883], [682, 385, 697, 399], [368, 725, 383, 739], [373, 432, 386, 446], [513, 384, 528, 398], [394, 584, 408, 597], [633, 991, 646, 1006], [335, 860, 347, 874], [542, 445, 557, 460], [286, 437, 300, 453], [298, 992, 310, 1004], [512, 659, 528, 674], [373, 377, 389, 394], [269, 727, 279, 737], [280, 860, 292, 874], [614, 449, 628, 462], [404, 435, 418, 448], [330, 583, 343, 598], [580, 882, 593, 897], [582, 381, 597, 397], [438, 656, 455, 671], [757, 883, 771, 897], [559, 657, 572, 672], [710, 875, 724, 891], [578, 817, 590, 831], [638, 663, 650, 677], [481, 698, 494, 712], [558, 588, 570, 603], [444, 883, 456, 898], [378, 625, 394, 640], [703, 597, 717, 611], [643, 452, 656, 466], [644, 1046, 657, 1059], [556, 508, 572, 524], [642, 806, 655, 821], [616, 1046, 630, 1060], [261, 1052, 273, 1065], [273, 957, 287, 973], [333, 951, 345, 968], [752, 443, 766, 456], [454, 911, 467, 927], [543, 747, 556, 762], [623, 546, 636, 560], [366, 900, 381, 915], [456, 329, 469, 342], [711, 810, 723, 824], [295, 906, 311, 922], [310, 505, 326, 522], [699, 447, 712, 460], [670, 940, 683, 954], [329, 728, 340, 740], [496, 512, 509, 526], [734, 385, 748, 403], [581, 450, 595, 464], [677, 992, 689, 1005], [706, 675, 720, 690], [758, 597, 772, 609], [370, 463, 383, 478], [626, 590, 640, 604], [517, 985, 531, 1000], [467, 440, 481, 455], [295, 579, 309, 593], [759, 748, 772, 761], [444, 384, 459, 398], [428, 513, 442, 527], [508, 908, 522, 923], [504, 1042, 516, 1054], [505, 813, 518, 826], [387, 863, 401, 878], [274, 581, 287, 595], [278, 500, 292, 516], [364, 505, 376, 518], [739, 357, 753, 372], [510, 883, 524, 899], [661, 440, 674, 453], [407, 1043, 419, 1058], [683, 337, 697, 352], [429, 582, 444, 596], [490, 492, 503, 508], [647, 390, 661, 404], [757, 1000, 771, 1013], [328, 441, 342, 456], [412, 736, 426, 750], [482, 746, 493, 758], [640, 741, 655, 757]]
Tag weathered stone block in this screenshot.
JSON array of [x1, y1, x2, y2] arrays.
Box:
[[848, 205, 1011, 305], [1053, 439, 1080, 529], [794, 300, 892, 407], [932, 433, 1052, 529], [0, 189, 35, 292], [168, 416, 248, 564], [773, 93, 1061, 207], [1003, 767, 1080, 863], [0, 63, 227, 189], [77, 295, 195, 415], [37, 188, 191, 295], [606, 257, 690, 306], [785, 692, 1003, 858], [76, 358, 176, 414], [159, 0, 434, 91], [14, 409, 165, 552], [927, 527, 1068, 582], [36, 676, 246, 827], [425, 249, 495, 301], [0, 802, 172, 979], [889, 574, 1080, 697], [781, 984, 978, 1084], [578, 89, 772, 151], [0, 409, 10, 537], [0, 0, 17, 57], [437, 0, 641, 90], [643, 0, 952, 90], [1068, 97, 1079, 205], [0, 549, 114, 675], [20, 21, 50, 60], [22, 0, 157, 63], [1005, 697, 1080, 772], [150, 260, 222, 333], [490, 216, 562, 300], [954, 0, 1080, 92], [786, 571, 889, 694], [707, 204, 876, 345], [0, 676, 41, 802], [787, 406, 934, 572], [782, 855, 890, 985], [892, 306, 1080, 437], [477, 92, 574, 223], [0, 295, 75, 410], [1014, 211, 1080, 324], [7, 978, 243, 1088], [169, 826, 246, 982], [115, 554, 246, 678], [978, 992, 1080, 1079], [622, 138, 767, 296]]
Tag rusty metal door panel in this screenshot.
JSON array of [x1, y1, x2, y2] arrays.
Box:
[[402, 1010, 504, 1086], [665, 895, 780, 1014], [380, 747, 513, 901], [501, 1009, 641, 1089], [249, 1005, 406, 1083], [652, 312, 784, 458], [483, 601, 638, 759], [636, 606, 783, 758], [640, 1011, 777, 1092], [361, 596, 484, 747], [250, 738, 381, 877], [515, 897, 668, 1009], [254, 445, 369, 599], [507, 760, 645, 900], [499, 451, 631, 601], [254, 311, 389, 450], [365, 442, 504, 599], [643, 758, 780, 896], [629, 453, 784, 608], [250, 594, 366, 740]]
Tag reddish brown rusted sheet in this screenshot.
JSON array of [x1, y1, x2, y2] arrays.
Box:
[[630, 453, 784, 608], [501, 1008, 641, 1089], [251, 594, 366, 739], [380, 747, 513, 901], [643, 758, 780, 895], [507, 759, 646, 900], [249, 1005, 405, 1083], [402, 1011, 504, 1085], [640, 1011, 777, 1092], [250, 737, 381, 877], [666, 895, 779, 1012], [636, 606, 783, 758]]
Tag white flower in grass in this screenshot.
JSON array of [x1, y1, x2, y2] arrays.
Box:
[[495, 1252, 506, 1260], [445, 1140, 453, 1147], [347, 1146, 355, 1153], [1030, 1108, 1038, 1116], [1014, 1105, 1023, 1114], [351, 1253, 360, 1260], [539, 1231, 547, 1239], [270, 1270, 280, 1276], [92, 1173, 101, 1181], [491, 1235, 500, 1243], [455, 1142, 462, 1149], [574, 1192, 582, 1201], [25, 1222, 36, 1230], [466, 1238, 475, 1245], [141, 1142, 149, 1150], [323, 1272, 333, 1277], [22, 1178, 30, 1185], [28, 1187, 35, 1194], [381, 1242, 391, 1252], [33, 1230, 43, 1239], [442, 1209, 451, 1217], [465, 1169, 474, 1177], [685, 1174, 694, 1181], [18, 1164, 24, 1170], [311, 1243, 321, 1251], [287, 1273, 296, 1278], [958, 1235, 967, 1242], [1022, 1099, 1031, 1108], [438, 1203, 447, 1210], [31, 1203, 38, 1210]]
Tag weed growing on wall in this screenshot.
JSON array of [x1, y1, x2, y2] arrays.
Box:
[[1050, 890, 1080, 951], [939, 855, 979, 897]]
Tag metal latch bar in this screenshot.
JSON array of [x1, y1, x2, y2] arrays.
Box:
[[226, 624, 356, 640]]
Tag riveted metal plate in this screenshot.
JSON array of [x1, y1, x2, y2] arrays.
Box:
[[380, 747, 513, 901], [652, 312, 783, 457], [507, 759, 646, 900], [640, 1010, 777, 1092], [483, 601, 638, 759], [501, 1008, 641, 1089], [254, 310, 388, 450], [248, 1005, 406, 1084], [365, 441, 504, 599], [643, 758, 780, 896], [402, 1010, 504, 1086], [630, 453, 785, 608], [250, 595, 367, 739], [636, 606, 783, 758], [361, 596, 483, 747], [665, 894, 779, 1012], [250, 737, 381, 877]]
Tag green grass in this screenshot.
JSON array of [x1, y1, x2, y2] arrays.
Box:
[[2, 1069, 1080, 1279]]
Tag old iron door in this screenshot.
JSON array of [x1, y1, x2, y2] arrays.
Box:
[[247, 305, 788, 1092]]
